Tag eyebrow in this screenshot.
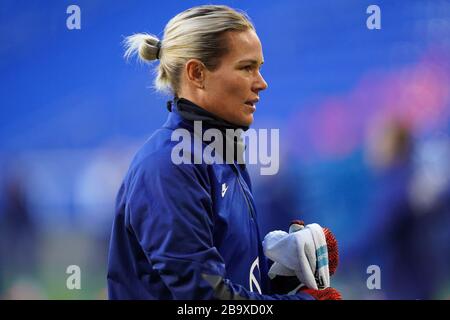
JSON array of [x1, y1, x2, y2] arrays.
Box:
[[237, 59, 264, 66]]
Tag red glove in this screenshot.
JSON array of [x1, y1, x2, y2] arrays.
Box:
[[323, 227, 339, 276], [300, 287, 342, 300]]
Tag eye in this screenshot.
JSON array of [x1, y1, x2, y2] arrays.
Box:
[[242, 65, 253, 72]]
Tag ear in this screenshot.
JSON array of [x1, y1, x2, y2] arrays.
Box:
[[185, 59, 206, 89]]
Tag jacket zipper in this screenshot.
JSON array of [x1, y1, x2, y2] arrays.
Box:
[[233, 164, 256, 220]]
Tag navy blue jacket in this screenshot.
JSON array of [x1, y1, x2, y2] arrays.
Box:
[[107, 101, 313, 300]]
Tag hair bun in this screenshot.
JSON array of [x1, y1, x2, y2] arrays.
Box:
[[124, 33, 161, 62]]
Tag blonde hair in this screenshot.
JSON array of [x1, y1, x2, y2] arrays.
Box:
[[124, 5, 255, 95]]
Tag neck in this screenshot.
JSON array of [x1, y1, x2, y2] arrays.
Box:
[[174, 97, 248, 131]]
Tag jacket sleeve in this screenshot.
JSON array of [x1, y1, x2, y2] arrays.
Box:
[[128, 155, 313, 300]]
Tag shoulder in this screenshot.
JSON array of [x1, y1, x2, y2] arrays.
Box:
[[127, 128, 211, 192]]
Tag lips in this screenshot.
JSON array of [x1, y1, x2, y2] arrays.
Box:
[[245, 98, 259, 108]]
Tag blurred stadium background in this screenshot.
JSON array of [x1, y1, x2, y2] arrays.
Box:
[[1, 0, 450, 299]]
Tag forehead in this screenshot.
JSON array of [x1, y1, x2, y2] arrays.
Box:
[[222, 29, 264, 64]]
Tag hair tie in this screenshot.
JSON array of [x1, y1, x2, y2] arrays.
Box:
[[166, 100, 172, 112], [156, 41, 161, 60]]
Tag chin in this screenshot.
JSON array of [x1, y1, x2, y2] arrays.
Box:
[[227, 113, 253, 127], [239, 116, 254, 127]]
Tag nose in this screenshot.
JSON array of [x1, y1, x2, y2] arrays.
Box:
[[253, 71, 268, 93]]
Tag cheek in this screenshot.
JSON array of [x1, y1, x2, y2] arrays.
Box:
[[219, 74, 249, 98]]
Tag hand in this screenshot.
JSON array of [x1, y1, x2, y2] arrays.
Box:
[[289, 221, 339, 276], [299, 224, 341, 300]]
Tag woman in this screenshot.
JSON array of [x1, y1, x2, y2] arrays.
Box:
[[107, 4, 315, 300]]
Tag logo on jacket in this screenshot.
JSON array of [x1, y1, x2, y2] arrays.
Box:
[[249, 257, 262, 294], [221, 183, 228, 198]]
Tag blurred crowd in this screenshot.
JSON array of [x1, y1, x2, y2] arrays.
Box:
[[1, 117, 449, 299]]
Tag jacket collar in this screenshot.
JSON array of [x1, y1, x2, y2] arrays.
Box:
[[163, 97, 247, 164]]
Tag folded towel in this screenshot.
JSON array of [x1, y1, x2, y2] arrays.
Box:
[[263, 223, 330, 291]]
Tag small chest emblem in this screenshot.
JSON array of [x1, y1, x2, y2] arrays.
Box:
[[221, 183, 228, 198]]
